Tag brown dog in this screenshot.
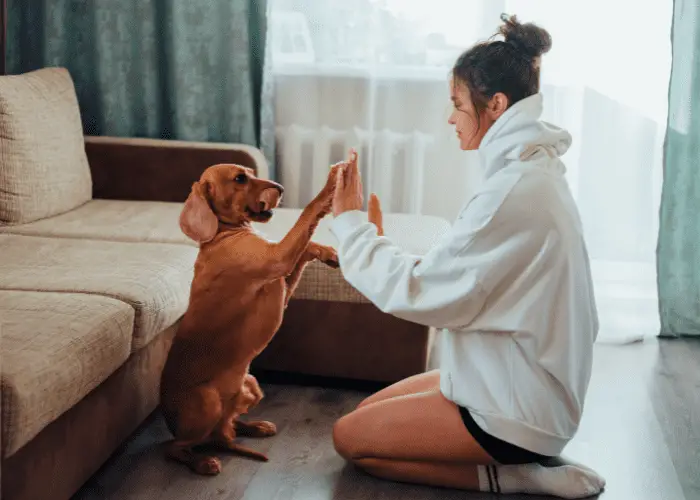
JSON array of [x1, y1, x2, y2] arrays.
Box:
[[160, 162, 341, 475]]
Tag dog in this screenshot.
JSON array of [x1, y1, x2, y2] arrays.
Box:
[[160, 162, 341, 475]]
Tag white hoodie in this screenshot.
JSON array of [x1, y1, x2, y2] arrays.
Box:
[[328, 93, 598, 457]]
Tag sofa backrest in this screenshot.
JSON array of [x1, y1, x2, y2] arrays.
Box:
[[0, 67, 93, 225]]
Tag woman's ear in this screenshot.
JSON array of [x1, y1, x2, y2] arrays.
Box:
[[487, 92, 509, 120], [179, 181, 218, 244]]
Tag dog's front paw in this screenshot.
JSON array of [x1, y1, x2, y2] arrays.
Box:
[[322, 248, 339, 268], [308, 243, 339, 268], [313, 163, 343, 215]]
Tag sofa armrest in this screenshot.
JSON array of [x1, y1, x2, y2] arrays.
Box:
[[84, 136, 270, 202]]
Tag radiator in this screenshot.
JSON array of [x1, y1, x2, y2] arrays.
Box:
[[275, 124, 434, 214]]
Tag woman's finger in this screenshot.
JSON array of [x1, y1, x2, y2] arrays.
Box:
[[331, 160, 350, 190], [368, 193, 384, 236], [345, 149, 357, 185], [347, 154, 360, 189], [335, 165, 344, 186]]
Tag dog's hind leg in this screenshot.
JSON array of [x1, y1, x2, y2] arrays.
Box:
[[233, 374, 277, 438], [234, 419, 277, 438], [210, 417, 271, 461], [165, 387, 224, 475], [210, 378, 275, 460]]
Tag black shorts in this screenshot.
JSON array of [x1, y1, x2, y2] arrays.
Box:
[[458, 406, 552, 465]]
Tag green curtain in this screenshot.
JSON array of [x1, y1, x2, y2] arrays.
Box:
[[6, 0, 276, 178], [657, 0, 700, 337]]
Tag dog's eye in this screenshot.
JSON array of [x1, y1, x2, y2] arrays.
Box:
[[234, 174, 248, 184]]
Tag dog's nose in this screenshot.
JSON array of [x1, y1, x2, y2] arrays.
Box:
[[262, 179, 284, 196], [259, 186, 282, 211]]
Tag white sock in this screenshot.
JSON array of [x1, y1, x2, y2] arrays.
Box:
[[477, 458, 606, 499]]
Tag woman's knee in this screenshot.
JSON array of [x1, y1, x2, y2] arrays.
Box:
[[356, 395, 374, 410], [332, 413, 362, 461]]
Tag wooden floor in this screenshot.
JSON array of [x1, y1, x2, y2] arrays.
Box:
[[73, 338, 700, 500]]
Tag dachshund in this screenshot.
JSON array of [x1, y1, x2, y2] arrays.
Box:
[[160, 162, 341, 475]]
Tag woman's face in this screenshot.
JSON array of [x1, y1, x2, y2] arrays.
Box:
[[448, 79, 506, 151]]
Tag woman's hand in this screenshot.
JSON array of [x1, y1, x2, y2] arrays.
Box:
[[332, 149, 364, 217]]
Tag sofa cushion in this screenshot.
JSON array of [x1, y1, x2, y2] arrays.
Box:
[[0, 199, 191, 244], [0, 201, 451, 304], [0, 290, 134, 457], [0, 234, 197, 350], [0, 67, 92, 225]]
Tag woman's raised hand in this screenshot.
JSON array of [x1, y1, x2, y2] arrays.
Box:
[[332, 149, 364, 217]]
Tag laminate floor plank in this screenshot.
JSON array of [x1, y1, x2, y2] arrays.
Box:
[[73, 340, 699, 500]]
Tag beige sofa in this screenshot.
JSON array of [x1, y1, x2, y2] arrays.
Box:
[[0, 67, 451, 500]]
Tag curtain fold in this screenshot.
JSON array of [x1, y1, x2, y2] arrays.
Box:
[[657, 0, 700, 338], [6, 0, 276, 179]]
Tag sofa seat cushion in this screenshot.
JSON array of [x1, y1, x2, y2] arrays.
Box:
[[0, 234, 197, 350], [0, 199, 192, 245], [0, 202, 451, 304], [0, 67, 92, 225], [0, 290, 134, 457]]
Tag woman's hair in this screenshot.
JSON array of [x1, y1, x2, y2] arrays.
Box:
[[452, 14, 552, 115]]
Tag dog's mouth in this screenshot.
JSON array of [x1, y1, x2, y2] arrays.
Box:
[[245, 207, 274, 222], [246, 187, 282, 223]]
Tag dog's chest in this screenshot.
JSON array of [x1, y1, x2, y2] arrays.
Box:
[[248, 279, 286, 330]]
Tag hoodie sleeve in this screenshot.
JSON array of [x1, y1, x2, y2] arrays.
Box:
[[328, 190, 555, 330]]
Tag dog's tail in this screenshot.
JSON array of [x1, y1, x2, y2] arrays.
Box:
[[225, 443, 269, 462], [368, 193, 384, 236]]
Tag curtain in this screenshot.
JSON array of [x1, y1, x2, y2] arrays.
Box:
[[657, 0, 700, 338], [268, 0, 674, 344], [6, 0, 276, 178]]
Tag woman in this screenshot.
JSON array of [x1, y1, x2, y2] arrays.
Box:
[[327, 14, 606, 499]]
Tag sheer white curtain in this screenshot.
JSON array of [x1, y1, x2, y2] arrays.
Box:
[[268, 0, 673, 344]]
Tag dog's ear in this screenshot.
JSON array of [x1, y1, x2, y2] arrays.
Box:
[[368, 193, 384, 236], [180, 181, 218, 244]]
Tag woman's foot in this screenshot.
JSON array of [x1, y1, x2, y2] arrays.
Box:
[[478, 457, 606, 499]]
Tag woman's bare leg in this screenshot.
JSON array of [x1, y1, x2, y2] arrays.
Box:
[[353, 371, 482, 489], [334, 390, 493, 464], [356, 457, 482, 490], [333, 390, 606, 498], [357, 369, 440, 409]]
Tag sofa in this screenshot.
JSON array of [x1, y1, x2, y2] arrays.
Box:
[[0, 67, 451, 500]]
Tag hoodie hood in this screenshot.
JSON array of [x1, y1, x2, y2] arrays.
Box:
[[478, 93, 572, 179]]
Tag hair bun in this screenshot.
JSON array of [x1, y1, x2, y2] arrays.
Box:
[[498, 13, 552, 58]]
